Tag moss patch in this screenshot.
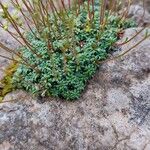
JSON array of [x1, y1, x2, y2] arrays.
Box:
[[0, 62, 18, 102]]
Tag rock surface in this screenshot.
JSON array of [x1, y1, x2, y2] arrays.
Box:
[[0, 28, 150, 150], [133, 0, 150, 12], [128, 4, 150, 26], [0, 28, 19, 80]]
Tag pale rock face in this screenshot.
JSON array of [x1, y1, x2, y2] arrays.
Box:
[[132, 0, 150, 12], [128, 4, 150, 26]]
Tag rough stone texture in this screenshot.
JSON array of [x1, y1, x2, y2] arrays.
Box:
[[132, 0, 150, 12], [0, 5, 21, 81], [0, 29, 18, 81], [128, 4, 150, 26], [0, 28, 150, 150]]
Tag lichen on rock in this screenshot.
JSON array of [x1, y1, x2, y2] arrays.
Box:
[[0, 62, 18, 102]]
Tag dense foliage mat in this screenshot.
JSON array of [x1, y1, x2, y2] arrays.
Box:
[[12, 3, 136, 100]]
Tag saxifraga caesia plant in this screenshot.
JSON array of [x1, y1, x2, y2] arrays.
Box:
[[0, 0, 149, 100]]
